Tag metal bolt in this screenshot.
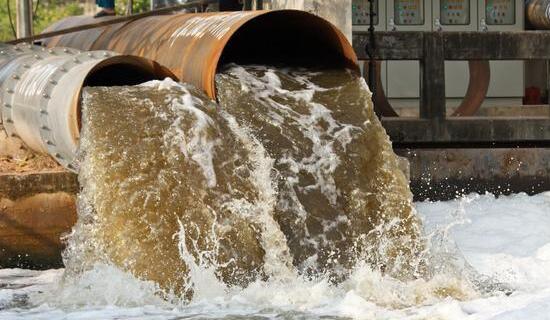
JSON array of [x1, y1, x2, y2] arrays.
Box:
[[0, 51, 5, 55], [87, 52, 93, 57], [40, 109, 48, 115], [6, 118, 13, 123], [3, 103, 11, 108], [49, 79, 57, 85], [34, 54, 42, 60], [73, 57, 80, 63], [12, 75, 19, 80], [55, 153, 63, 159], [59, 67, 66, 72], [48, 49, 54, 54], [10, 133, 18, 138], [23, 64, 30, 69], [6, 89, 14, 94], [103, 52, 110, 57], [42, 93, 50, 99], [63, 48, 69, 53], [41, 125, 49, 130], [46, 140, 54, 146]]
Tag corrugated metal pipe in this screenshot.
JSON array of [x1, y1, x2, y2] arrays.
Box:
[[0, 43, 174, 171], [41, 10, 359, 99]]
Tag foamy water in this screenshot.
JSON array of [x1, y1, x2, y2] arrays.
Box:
[[1, 192, 550, 319], [60, 67, 428, 302], [2, 69, 548, 319]]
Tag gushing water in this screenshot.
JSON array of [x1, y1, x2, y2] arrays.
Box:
[[215, 66, 424, 280], [59, 66, 474, 306]]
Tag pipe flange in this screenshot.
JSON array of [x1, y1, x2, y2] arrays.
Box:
[[38, 50, 119, 172], [1, 50, 57, 136], [42, 46, 81, 57], [1, 45, 79, 131]]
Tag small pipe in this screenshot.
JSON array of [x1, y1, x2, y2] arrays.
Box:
[[16, 0, 33, 38], [0, 43, 174, 171], [527, 0, 550, 30], [452, 61, 491, 117]]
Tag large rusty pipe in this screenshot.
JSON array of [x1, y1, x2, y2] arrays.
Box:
[[0, 43, 173, 171], [42, 10, 359, 99]]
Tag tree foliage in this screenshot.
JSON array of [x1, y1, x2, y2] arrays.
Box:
[[116, 0, 150, 15], [1, 0, 83, 41]]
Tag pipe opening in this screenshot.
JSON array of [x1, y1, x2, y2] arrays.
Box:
[[77, 56, 174, 130], [218, 10, 358, 72], [84, 62, 162, 87]]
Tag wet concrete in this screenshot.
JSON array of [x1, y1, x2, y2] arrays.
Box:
[[0, 172, 77, 269], [398, 148, 550, 201]]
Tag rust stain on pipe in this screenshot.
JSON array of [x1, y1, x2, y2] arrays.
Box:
[[43, 10, 359, 99]]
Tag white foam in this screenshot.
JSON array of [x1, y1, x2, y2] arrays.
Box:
[[223, 65, 362, 205], [1, 193, 549, 319], [220, 110, 295, 279], [162, 85, 220, 188]]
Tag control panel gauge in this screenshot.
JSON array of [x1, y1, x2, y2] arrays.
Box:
[[485, 0, 515, 25], [394, 0, 424, 25], [440, 0, 470, 25], [352, 0, 379, 25]]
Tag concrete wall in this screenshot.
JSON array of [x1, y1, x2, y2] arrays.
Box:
[[0, 172, 78, 268], [271, 0, 352, 43], [1, 124, 73, 268], [398, 148, 550, 201]]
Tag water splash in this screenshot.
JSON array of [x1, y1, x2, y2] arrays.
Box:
[[61, 67, 475, 305], [216, 66, 424, 280]]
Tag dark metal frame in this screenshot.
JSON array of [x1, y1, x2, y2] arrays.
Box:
[[353, 31, 550, 119], [353, 31, 550, 146]]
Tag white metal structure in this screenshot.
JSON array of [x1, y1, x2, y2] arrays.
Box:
[[478, 0, 524, 100], [351, 0, 526, 108], [433, 0, 477, 98], [386, 0, 432, 101]]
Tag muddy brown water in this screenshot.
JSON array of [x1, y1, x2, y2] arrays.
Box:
[[66, 66, 424, 299]]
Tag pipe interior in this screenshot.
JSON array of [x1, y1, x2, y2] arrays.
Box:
[[83, 63, 160, 87], [77, 61, 167, 131], [219, 11, 356, 71]]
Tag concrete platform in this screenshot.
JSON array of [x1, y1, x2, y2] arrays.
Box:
[[398, 148, 550, 201], [0, 171, 77, 268]]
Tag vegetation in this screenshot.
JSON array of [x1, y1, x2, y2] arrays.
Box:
[[115, 0, 150, 15], [0, 0, 151, 42]]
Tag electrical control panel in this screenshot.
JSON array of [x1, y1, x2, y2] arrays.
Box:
[[352, 0, 379, 25], [440, 0, 470, 25], [485, 0, 515, 25], [394, 0, 424, 25], [367, 0, 524, 105]]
